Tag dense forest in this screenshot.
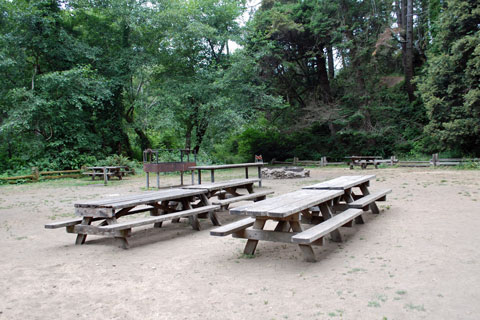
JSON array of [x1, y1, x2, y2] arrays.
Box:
[[0, 0, 479, 173]]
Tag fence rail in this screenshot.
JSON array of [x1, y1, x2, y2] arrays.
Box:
[[0, 167, 82, 183], [271, 154, 479, 168]]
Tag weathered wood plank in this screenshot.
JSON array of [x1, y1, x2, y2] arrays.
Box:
[[189, 163, 264, 170], [348, 189, 392, 208], [303, 175, 375, 190], [75, 207, 115, 218], [292, 209, 363, 244], [211, 190, 273, 207], [99, 205, 220, 231], [210, 218, 255, 236], [181, 179, 260, 192], [231, 189, 343, 217], [74, 189, 207, 209]]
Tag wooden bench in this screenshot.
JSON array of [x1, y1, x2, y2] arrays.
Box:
[[348, 189, 391, 213], [45, 206, 155, 229], [210, 217, 255, 236], [211, 190, 274, 209], [99, 205, 220, 233], [292, 208, 363, 245]]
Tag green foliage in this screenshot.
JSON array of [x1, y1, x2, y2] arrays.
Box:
[[418, 0, 480, 154], [0, 0, 478, 175], [97, 154, 138, 169]]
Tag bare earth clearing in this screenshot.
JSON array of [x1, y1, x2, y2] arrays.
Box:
[[0, 167, 479, 319]]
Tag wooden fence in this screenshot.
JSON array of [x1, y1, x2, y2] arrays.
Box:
[[0, 167, 82, 183], [271, 154, 479, 168]]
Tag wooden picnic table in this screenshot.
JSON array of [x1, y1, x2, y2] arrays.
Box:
[[181, 178, 274, 209], [303, 175, 391, 218], [83, 166, 132, 185], [211, 175, 392, 262], [211, 189, 356, 262], [345, 156, 382, 169], [188, 162, 264, 187], [45, 188, 220, 248]]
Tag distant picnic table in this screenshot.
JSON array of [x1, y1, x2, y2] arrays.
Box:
[[83, 166, 133, 185], [189, 162, 264, 187], [345, 156, 382, 169]]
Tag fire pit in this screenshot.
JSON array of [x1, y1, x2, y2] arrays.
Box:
[[261, 166, 310, 179]]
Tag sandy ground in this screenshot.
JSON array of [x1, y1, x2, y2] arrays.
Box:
[[0, 167, 479, 320]]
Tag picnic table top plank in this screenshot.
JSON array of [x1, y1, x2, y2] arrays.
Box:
[[302, 175, 375, 190], [230, 189, 343, 218], [181, 178, 260, 191], [74, 188, 207, 209], [188, 163, 264, 170]]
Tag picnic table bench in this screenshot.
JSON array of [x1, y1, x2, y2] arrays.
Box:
[[45, 188, 220, 248], [345, 156, 382, 169], [189, 163, 264, 187], [303, 175, 391, 218], [83, 166, 133, 185], [181, 178, 273, 209]]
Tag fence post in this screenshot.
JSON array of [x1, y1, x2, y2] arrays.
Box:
[[390, 156, 394, 166], [31, 167, 39, 181], [293, 157, 298, 165], [432, 153, 438, 167]]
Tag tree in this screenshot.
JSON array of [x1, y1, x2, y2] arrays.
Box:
[[418, 0, 480, 154]]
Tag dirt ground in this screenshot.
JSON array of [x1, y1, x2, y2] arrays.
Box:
[[0, 167, 479, 320]]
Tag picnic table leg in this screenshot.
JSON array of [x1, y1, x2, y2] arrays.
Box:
[[245, 167, 248, 179], [319, 203, 343, 242], [107, 217, 129, 249], [246, 183, 254, 194], [258, 166, 262, 187], [75, 217, 93, 245], [359, 183, 380, 214], [243, 218, 266, 255], [151, 206, 162, 228], [211, 169, 215, 183], [146, 172, 150, 189], [289, 216, 316, 262], [199, 194, 221, 226], [181, 199, 200, 230], [345, 188, 365, 224], [274, 221, 290, 232], [156, 172, 160, 189], [198, 170, 201, 184]]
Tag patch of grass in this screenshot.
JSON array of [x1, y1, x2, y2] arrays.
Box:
[[348, 267, 366, 274], [404, 303, 426, 311], [368, 301, 381, 308], [238, 253, 255, 259], [396, 290, 407, 295]]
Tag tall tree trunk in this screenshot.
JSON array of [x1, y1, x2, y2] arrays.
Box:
[[185, 122, 193, 151], [405, 0, 415, 101], [327, 45, 335, 80], [316, 53, 332, 102]]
